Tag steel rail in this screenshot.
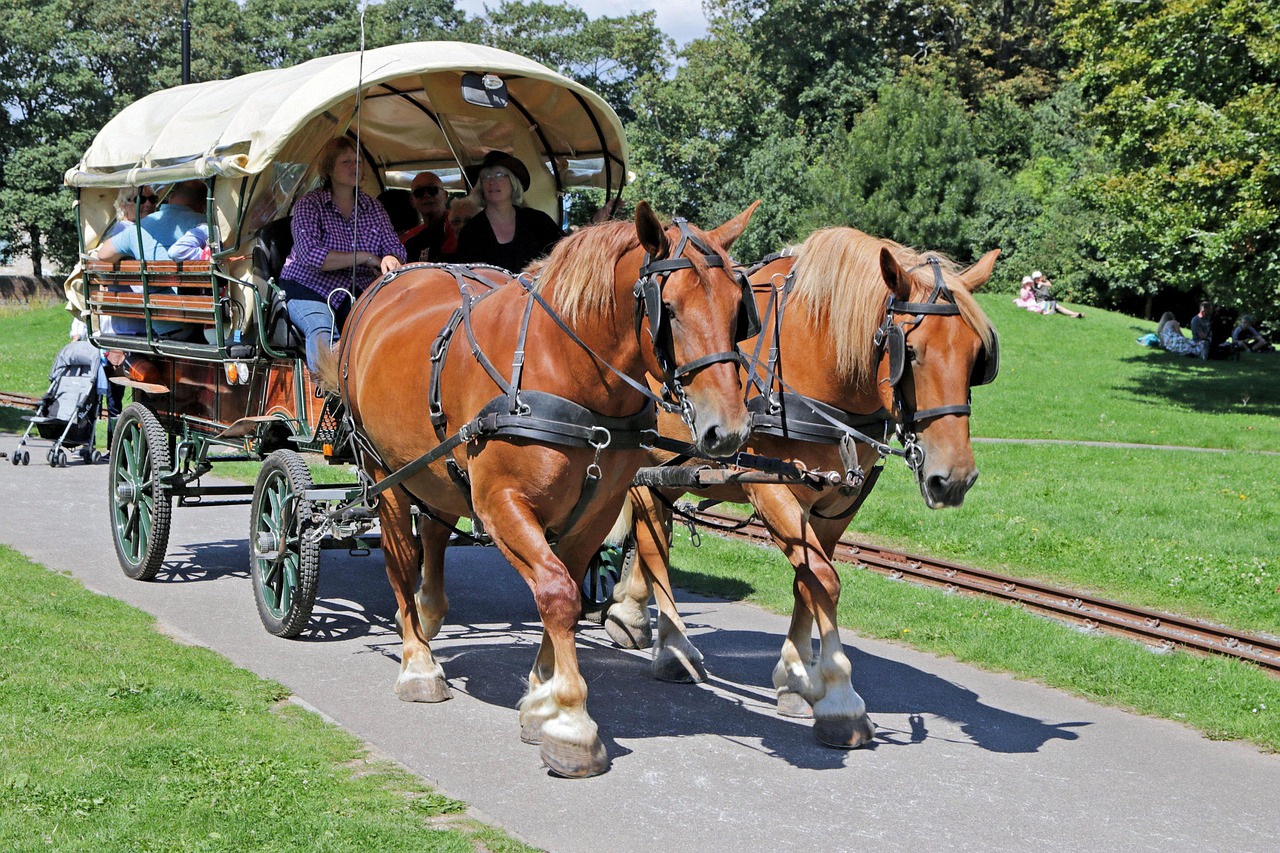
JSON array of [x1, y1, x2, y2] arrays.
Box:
[[695, 508, 1280, 674], [0, 390, 39, 410]]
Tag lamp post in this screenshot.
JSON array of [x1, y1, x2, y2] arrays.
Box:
[[181, 0, 192, 85]]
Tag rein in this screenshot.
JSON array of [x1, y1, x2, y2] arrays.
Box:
[[335, 227, 748, 542]]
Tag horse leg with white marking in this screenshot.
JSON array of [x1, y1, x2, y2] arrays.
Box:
[[379, 481, 452, 703]]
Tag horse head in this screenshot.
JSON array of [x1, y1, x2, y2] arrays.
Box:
[[875, 246, 1000, 508], [631, 201, 759, 458]]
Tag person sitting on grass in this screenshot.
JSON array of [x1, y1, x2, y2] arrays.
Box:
[[1231, 314, 1273, 353], [1157, 312, 1208, 359], [1030, 271, 1083, 318]]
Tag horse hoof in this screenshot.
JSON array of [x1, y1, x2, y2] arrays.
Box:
[[776, 691, 813, 719], [394, 676, 452, 703], [520, 720, 543, 745], [814, 714, 876, 749], [541, 735, 610, 778], [605, 611, 652, 650], [652, 647, 707, 683]]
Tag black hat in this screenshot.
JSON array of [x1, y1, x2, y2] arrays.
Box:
[[464, 150, 531, 192]]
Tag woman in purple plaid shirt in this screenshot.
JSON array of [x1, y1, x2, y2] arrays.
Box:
[[278, 137, 405, 371]]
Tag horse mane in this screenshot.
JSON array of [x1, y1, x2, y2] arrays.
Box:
[[788, 227, 995, 385], [532, 220, 640, 326]]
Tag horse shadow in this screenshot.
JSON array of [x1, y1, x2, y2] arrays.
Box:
[[163, 536, 1087, 767], [342, 547, 1089, 768]]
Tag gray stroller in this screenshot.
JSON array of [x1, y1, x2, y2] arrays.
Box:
[[11, 340, 103, 467]]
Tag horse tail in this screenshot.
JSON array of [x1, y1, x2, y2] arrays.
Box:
[[314, 343, 341, 395]]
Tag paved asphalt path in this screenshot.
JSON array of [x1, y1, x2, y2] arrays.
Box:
[[2, 438, 1278, 852]]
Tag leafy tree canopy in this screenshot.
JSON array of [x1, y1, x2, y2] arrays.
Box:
[[1059, 0, 1280, 317], [803, 72, 997, 262]]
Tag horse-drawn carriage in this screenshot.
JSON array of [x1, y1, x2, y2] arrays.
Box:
[[69, 41, 1000, 777], [68, 41, 631, 632]]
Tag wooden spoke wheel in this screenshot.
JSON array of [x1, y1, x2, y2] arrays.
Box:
[[250, 449, 320, 638], [109, 403, 173, 581]]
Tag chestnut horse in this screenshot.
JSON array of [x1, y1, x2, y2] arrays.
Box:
[[604, 227, 999, 749], [318, 202, 758, 777]]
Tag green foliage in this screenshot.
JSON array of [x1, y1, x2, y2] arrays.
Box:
[[704, 123, 813, 262], [476, 1, 669, 122], [626, 21, 778, 223], [0, 0, 255, 274], [364, 0, 478, 47], [804, 73, 998, 259], [1058, 0, 1280, 320]]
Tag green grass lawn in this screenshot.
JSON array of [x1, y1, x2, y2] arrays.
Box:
[[0, 546, 535, 852], [2, 296, 1278, 757]]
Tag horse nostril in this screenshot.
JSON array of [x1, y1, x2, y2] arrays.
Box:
[[702, 424, 723, 451]]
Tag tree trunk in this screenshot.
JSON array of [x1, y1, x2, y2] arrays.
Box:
[[29, 225, 43, 278]]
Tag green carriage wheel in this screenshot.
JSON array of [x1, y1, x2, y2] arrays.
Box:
[[250, 449, 320, 638], [580, 534, 636, 625], [109, 403, 173, 581]]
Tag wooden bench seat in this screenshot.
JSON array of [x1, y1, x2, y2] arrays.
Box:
[[85, 259, 217, 326]]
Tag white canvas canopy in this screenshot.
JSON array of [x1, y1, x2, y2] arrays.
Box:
[[65, 41, 628, 327], [65, 41, 628, 195]]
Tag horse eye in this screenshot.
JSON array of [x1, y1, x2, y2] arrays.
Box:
[[906, 346, 918, 363]]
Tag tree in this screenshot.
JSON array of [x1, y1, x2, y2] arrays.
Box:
[[240, 0, 365, 69], [0, 0, 255, 274], [365, 0, 477, 46], [475, 2, 670, 123], [1058, 0, 1280, 320], [625, 17, 778, 224], [804, 73, 997, 261]]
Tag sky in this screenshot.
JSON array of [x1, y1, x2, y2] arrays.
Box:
[[453, 0, 711, 46]]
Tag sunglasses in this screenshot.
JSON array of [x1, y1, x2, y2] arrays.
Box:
[[138, 194, 158, 204], [483, 170, 511, 182], [412, 185, 443, 198]]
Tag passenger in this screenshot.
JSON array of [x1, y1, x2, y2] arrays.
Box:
[[1157, 312, 1208, 359], [401, 171, 456, 262], [95, 180, 206, 262], [277, 136, 405, 372], [94, 181, 206, 338], [447, 195, 481, 235], [168, 223, 211, 262], [1231, 314, 1273, 353], [454, 150, 563, 272], [376, 188, 418, 237], [105, 187, 159, 239], [1013, 276, 1040, 311]]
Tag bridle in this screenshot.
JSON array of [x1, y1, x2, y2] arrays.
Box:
[[874, 256, 999, 471], [634, 219, 760, 423]]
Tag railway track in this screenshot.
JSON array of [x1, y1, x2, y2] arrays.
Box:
[[0, 390, 39, 410], [694, 508, 1280, 675]]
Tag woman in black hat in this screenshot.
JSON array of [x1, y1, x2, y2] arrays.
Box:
[[454, 150, 564, 272]]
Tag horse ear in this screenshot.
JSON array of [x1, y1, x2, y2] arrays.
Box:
[[635, 201, 669, 260], [879, 247, 912, 301], [957, 248, 1001, 292], [707, 200, 761, 250]]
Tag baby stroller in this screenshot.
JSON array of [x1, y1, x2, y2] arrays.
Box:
[[11, 340, 103, 467]]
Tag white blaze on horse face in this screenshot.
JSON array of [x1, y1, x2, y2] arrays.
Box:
[[909, 319, 981, 509], [665, 265, 751, 458]]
